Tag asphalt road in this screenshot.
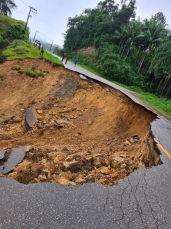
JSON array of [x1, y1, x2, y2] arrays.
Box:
[[0, 56, 171, 229]]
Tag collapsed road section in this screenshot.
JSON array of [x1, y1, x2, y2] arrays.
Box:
[[0, 59, 162, 185]]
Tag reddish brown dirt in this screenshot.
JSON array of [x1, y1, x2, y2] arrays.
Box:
[[0, 59, 161, 186], [78, 46, 96, 54]]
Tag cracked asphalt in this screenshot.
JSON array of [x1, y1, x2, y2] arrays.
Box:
[[0, 56, 171, 229]]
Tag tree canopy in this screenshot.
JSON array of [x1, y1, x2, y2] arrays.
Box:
[[62, 0, 171, 98], [0, 0, 17, 16]]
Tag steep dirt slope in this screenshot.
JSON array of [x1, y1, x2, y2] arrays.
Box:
[[0, 59, 161, 186]]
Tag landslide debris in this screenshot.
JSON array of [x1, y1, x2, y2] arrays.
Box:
[[0, 59, 162, 186]]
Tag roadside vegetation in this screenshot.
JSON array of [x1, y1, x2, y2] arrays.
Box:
[[3, 40, 41, 60], [57, 0, 171, 117], [43, 49, 63, 66]]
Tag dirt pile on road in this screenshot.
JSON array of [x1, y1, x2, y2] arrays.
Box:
[[0, 59, 161, 186]]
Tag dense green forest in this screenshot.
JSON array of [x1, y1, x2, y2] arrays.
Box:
[[61, 0, 171, 99]]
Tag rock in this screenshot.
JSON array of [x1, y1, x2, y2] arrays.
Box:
[[57, 178, 76, 185], [63, 160, 81, 173], [13, 116, 22, 123], [41, 159, 47, 165], [99, 167, 110, 175], [37, 110, 43, 115], [129, 138, 134, 143], [53, 103, 57, 107], [37, 124, 42, 129], [88, 120, 93, 125], [138, 162, 145, 168], [38, 174, 47, 182], [104, 158, 110, 166], [124, 140, 131, 146], [61, 147, 70, 153], [120, 163, 126, 169], [113, 157, 125, 162], [26, 108, 37, 128], [48, 152, 68, 161], [63, 153, 86, 172], [75, 177, 84, 183], [1, 146, 33, 175], [55, 171, 61, 175], [37, 115, 43, 120]]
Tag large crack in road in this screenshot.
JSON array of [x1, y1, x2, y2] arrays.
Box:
[[0, 58, 162, 186]]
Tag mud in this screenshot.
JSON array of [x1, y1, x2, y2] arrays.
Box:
[[0, 59, 162, 186]]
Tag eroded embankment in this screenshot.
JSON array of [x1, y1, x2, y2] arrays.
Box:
[[0, 59, 162, 186]]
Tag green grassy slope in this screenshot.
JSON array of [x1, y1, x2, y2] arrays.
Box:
[[0, 15, 22, 36], [3, 41, 64, 66], [44, 50, 63, 66], [3, 40, 42, 60]]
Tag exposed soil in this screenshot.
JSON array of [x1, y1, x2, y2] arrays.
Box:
[[0, 59, 162, 186], [78, 46, 96, 54]]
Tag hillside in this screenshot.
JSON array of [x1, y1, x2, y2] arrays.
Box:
[[0, 14, 27, 38]]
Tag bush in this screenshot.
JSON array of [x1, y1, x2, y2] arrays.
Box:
[[11, 67, 21, 71], [18, 69, 44, 78], [0, 35, 9, 50], [0, 53, 6, 63], [6, 23, 29, 41]]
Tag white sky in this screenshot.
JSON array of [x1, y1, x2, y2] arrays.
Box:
[[11, 0, 171, 47]]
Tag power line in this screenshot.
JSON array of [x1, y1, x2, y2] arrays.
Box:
[[39, 31, 54, 42], [18, 0, 30, 7]]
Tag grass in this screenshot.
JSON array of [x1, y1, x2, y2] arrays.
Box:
[[0, 15, 21, 36], [110, 81, 171, 117], [18, 69, 44, 77], [138, 93, 171, 117], [3, 41, 63, 67], [11, 67, 21, 71], [43, 50, 64, 66], [0, 74, 4, 81], [11, 67, 44, 78], [3, 40, 42, 60]]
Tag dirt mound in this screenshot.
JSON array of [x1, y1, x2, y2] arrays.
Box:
[[78, 47, 96, 54], [0, 59, 161, 186]]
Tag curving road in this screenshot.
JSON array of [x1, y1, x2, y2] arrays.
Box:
[[0, 56, 171, 229]]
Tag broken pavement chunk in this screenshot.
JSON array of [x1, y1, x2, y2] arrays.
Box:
[[26, 108, 37, 127], [80, 74, 87, 80], [0, 151, 6, 160], [1, 145, 33, 175]]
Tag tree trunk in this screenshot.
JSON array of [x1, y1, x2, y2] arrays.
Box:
[[121, 46, 126, 57], [161, 74, 171, 96], [138, 52, 146, 73], [157, 76, 165, 93], [119, 41, 125, 54], [125, 42, 133, 60], [165, 82, 171, 98], [136, 50, 143, 66]]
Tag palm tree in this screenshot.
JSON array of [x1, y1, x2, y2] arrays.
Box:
[[150, 40, 171, 97], [137, 19, 168, 72], [0, 0, 17, 17]]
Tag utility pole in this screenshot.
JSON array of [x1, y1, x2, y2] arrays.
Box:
[[49, 40, 54, 52], [25, 6, 37, 31], [33, 30, 39, 42]]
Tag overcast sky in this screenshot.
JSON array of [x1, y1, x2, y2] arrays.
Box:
[[11, 0, 171, 47]]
